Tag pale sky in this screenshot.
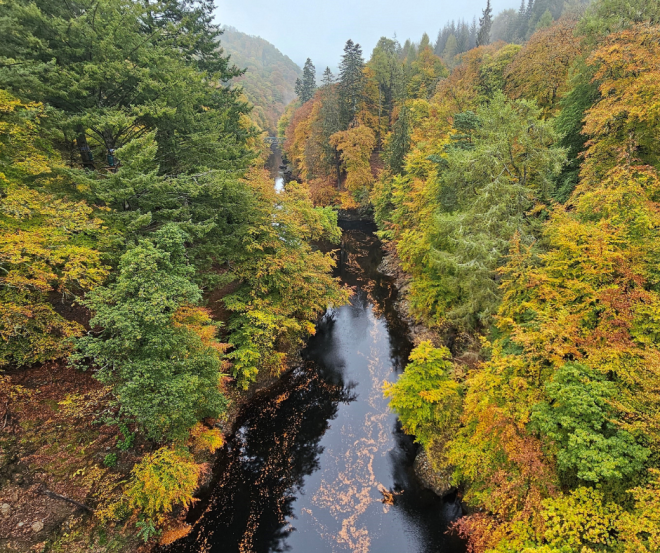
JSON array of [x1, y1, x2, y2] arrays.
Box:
[[214, 0, 521, 71]]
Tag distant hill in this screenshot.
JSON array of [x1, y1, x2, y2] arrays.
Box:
[[220, 27, 301, 134]]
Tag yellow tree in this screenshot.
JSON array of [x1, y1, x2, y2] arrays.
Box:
[[329, 124, 377, 199], [0, 90, 108, 366], [504, 20, 582, 117]]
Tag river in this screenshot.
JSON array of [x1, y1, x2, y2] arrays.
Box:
[[165, 191, 466, 553]]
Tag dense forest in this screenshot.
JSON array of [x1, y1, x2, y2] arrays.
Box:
[[0, 0, 346, 549], [280, 0, 660, 551], [220, 27, 301, 134], [3, 0, 660, 550]]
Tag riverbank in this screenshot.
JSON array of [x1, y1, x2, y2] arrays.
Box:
[[377, 243, 482, 501]]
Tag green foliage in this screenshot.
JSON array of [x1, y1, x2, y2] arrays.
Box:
[[338, 40, 366, 128], [116, 423, 135, 451], [75, 225, 227, 441], [135, 520, 161, 543], [103, 453, 118, 468], [552, 57, 600, 202], [295, 58, 317, 104], [532, 363, 650, 483], [425, 93, 565, 328], [384, 342, 461, 447]]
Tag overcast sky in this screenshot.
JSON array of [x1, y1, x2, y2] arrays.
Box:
[[214, 0, 521, 71]]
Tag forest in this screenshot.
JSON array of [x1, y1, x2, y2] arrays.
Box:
[[219, 26, 301, 134], [280, 0, 660, 551], [0, 0, 346, 548], [2, 0, 660, 551]]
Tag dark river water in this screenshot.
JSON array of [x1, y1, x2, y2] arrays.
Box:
[[166, 217, 466, 553]]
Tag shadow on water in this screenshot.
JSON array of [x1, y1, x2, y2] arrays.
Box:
[[165, 221, 466, 553]]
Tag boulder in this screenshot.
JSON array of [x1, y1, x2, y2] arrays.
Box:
[[413, 448, 454, 498]]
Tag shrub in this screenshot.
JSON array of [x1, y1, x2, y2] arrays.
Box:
[[125, 447, 201, 522]]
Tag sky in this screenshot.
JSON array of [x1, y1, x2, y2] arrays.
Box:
[[214, 0, 522, 71]]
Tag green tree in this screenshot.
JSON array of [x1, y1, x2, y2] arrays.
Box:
[[75, 225, 227, 441], [427, 93, 565, 328], [476, 0, 493, 46], [384, 342, 461, 447], [532, 363, 650, 484], [338, 39, 366, 128], [383, 104, 411, 174], [295, 58, 317, 104], [0, 0, 251, 177]]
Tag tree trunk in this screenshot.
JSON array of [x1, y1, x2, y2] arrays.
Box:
[[75, 126, 95, 170]]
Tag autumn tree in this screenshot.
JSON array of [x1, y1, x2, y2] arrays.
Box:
[[0, 90, 108, 367], [504, 19, 582, 116], [329, 125, 377, 199]]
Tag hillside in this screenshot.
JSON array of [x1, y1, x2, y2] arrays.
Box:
[[221, 26, 301, 134]]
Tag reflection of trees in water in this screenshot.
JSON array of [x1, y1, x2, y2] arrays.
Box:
[[338, 229, 413, 374], [167, 364, 356, 553], [386, 419, 464, 553]]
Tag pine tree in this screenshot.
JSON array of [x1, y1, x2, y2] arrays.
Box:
[[470, 17, 478, 49], [338, 40, 365, 129], [295, 58, 317, 103], [476, 0, 493, 46], [321, 67, 335, 87]]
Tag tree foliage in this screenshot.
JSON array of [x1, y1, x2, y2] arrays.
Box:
[[75, 226, 228, 441]]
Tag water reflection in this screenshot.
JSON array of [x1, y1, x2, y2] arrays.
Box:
[[165, 223, 465, 553]]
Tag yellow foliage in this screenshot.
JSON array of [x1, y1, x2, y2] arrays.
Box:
[[188, 423, 224, 454], [160, 524, 193, 546], [125, 447, 202, 522], [329, 124, 377, 194]]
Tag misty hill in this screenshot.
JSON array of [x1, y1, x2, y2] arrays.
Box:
[[221, 26, 302, 134]]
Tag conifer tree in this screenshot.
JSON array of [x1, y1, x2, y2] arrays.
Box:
[[321, 67, 335, 87], [338, 39, 366, 129], [476, 0, 493, 46], [295, 58, 317, 103]]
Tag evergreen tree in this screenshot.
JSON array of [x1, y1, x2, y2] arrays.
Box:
[[338, 39, 365, 129], [321, 67, 335, 87], [295, 58, 317, 103], [476, 0, 493, 46], [470, 17, 478, 49]]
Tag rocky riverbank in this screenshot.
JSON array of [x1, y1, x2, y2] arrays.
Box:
[[377, 243, 480, 500]]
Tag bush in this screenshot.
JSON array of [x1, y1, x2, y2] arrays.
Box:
[[125, 447, 201, 522]]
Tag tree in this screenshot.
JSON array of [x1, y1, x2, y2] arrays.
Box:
[[329, 125, 377, 196], [476, 0, 493, 46], [426, 93, 565, 328], [384, 104, 411, 174], [532, 363, 649, 483], [504, 19, 582, 116], [0, 0, 251, 177], [125, 447, 202, 523], [338, 39, 366, 128], [407, 46, 447, 99], [384, 341, 461, 447], [0, 89, 108, 367], [321, 67, 335, 87], [295, 58, 317, 104], [74, 225, 228, 441], [223, 168, 349, 387]]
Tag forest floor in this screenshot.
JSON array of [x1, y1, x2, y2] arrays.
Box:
[[0, 360, 148, 552], [0, 348, 287, 552]]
